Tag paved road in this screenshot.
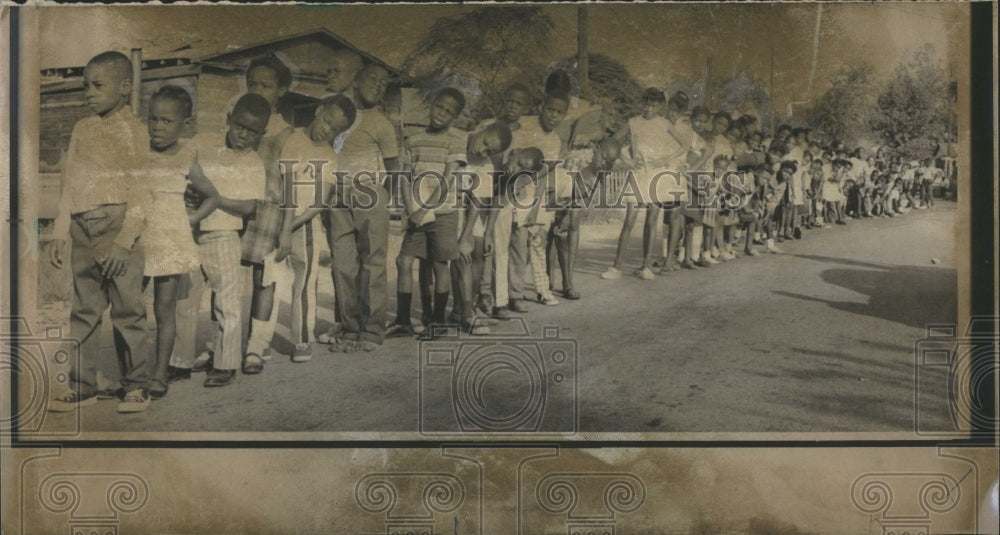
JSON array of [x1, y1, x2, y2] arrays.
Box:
[[35, 202, 959, 437]]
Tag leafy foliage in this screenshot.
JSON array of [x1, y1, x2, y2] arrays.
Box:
[[402, 6, 555, 123], [872, 44, 953, 152], [806, 62, 881, 144]]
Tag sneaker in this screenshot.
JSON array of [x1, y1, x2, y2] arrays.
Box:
[[601, 266, 622, 280], [745, 249, 761, 256], [117, 388, 150, 413], [702, 255, 720, 265], [538, 294, 560, 306], [192, 351, 213, 373], [720, 251, 736, 261], [48, 391, 97, 412], [291, 343, 313, 363], [635, 267, 656, 280], [385, 323, 418, 338]]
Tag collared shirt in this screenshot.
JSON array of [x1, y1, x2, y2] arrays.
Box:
[[192, 133, 267, 231], [52, 106, 151, 248]]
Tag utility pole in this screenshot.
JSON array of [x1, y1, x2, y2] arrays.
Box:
[[577, 5, 590, 97], [806, 3, 823, 96], [769, 47, 775, 133]]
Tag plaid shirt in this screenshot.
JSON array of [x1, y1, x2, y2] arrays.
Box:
[[241, 199, 283, 264]]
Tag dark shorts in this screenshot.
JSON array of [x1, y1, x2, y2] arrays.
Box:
[[399, 211, 460, 261]]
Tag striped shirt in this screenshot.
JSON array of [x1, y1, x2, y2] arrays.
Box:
[[406, 127, 466, 214]]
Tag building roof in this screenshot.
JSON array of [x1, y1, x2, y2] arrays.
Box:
[[196, 27, 403, 80]]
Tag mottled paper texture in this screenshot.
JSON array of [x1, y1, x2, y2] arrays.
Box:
[[2, 3, 996, 534]]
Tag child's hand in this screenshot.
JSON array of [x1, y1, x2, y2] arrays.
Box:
[[458, 237, 474, 265], [274, 228, 293, 262], [49, 239, 66, 269], [98, 243, 132, 279]]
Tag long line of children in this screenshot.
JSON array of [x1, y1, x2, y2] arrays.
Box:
[[47, 50, 948, 414]]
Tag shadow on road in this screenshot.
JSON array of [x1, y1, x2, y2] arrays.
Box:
[[776, 255, 957, 329]]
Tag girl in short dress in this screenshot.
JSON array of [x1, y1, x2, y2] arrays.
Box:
[[142, 85, 218, 399]]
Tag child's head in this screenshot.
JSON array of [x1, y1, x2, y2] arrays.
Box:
[[641, 87, 666, 119], [540, 91, 569, 132], [775, 124, 792, 142], [429, 87, 466, 131], [507, 147, 545, 175], [713, 154, 731, 173], [712, 111, 732, 136], [246, 55, 292, 110], [308, 94, 357, 144], [500, 83, 532, 123], [148, 85, 194, 151], [665, 92, 688, 122], [226, 93, 271, 152], [468, 123, 513, 159], [725, 125, 743, 145], [326, 49, 364, 94], [594, 137, 623, 171], [779, 160, 797, 178], [544, 70, 574, 97], [690, 106, 712, 135], [83, 51, 133, 117], [354, 64, 390, 108]]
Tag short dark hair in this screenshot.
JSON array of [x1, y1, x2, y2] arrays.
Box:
[[713, 154, 731, 167], [435, 87, 467, 114], [319, 93, 357, 127], [668, 91, 690, 112], [151, 84, 194, 118], [517, 147, 545, 172], [247, 55, 293, 89], [641, 87, 666, 104], [483, 123, 513, 153], [86, 51, 132, 81], [232, 93, 272, 122], [544, 70, 574, 96], [544, 90, 570, 106], [713, 111, 732, 125], [505, 82, 532, 98], [690, 106, 712, 121]]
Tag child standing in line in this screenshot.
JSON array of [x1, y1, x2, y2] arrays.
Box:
[[48, 51, 153, 413], [279, 95, 357, 362], [142, 85, 220, 399], [388, 88, 468, 338]]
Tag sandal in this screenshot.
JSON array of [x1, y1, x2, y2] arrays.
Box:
[[329, 339, 357, 353], [148, 379, 168, 401], [562, 288, 581, 300], [241, 353, 264, 375], [346, 340, 381, 353]]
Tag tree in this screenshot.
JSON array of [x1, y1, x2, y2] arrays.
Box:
[[806, 62, 880, 145], [872, 44, 952, 154], [402, 6, 555, 123], [577, 53, 643, 132]]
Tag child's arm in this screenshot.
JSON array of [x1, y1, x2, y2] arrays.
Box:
[[291, 180, 336, 230], [458, 192, 478, 264], [186, 159, 220, 226], [482, 195, 498, 257]]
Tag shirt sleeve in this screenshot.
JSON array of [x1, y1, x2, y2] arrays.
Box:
[[51, 122, 82, 242], [376, 115, 399, 161]]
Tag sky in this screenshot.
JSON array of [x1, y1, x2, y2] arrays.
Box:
[[33, 2, 969, 116]]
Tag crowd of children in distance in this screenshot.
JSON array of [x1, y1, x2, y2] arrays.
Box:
[[47, 49, 951, 413]]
